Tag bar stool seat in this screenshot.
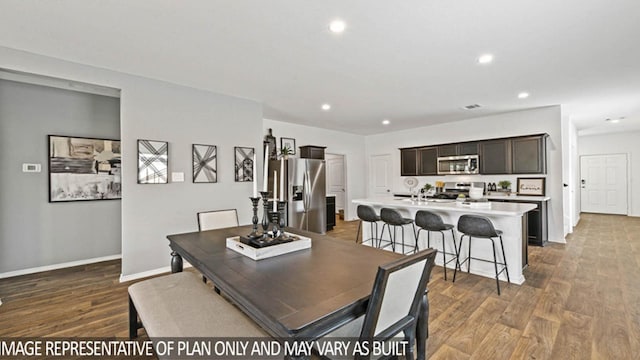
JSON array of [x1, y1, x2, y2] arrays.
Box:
[[454, 214, 510, 295], [356, 205, 382, 246], [380, 208, 417, 254], [414, 210, 459, 281]]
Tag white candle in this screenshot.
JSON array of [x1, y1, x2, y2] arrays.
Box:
[[252, 153, 258, 197], [279, 157, 284, 201], [263, 145, 269, 192], [273, 170, 278, 211]]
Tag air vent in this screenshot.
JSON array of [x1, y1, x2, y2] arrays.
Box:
[[463, 104, 482, 110]]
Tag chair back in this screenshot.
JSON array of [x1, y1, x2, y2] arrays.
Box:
[[197, 209, 239, 231], [457, 214, 499, 238], [359, 248, 437, 341], [357, 205, 379, 222], [380, 208, 406, 226], [415, 210, 447, 231]]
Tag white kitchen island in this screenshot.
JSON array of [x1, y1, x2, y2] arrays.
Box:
[[353, 197, 537, 285]]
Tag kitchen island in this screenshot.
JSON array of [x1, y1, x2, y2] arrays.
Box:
[[353, 197, 537, 285]]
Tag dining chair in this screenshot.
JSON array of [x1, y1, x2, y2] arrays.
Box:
[[196, 209, 239, 286], [197, 209, 239, 231], [318, 248, 437, 360]]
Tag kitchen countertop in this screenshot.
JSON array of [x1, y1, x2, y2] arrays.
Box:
[[354, 197, 537, 216], [393, 192, 550, 202]]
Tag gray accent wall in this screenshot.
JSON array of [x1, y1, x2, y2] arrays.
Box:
[[0, 79, 121, 274]]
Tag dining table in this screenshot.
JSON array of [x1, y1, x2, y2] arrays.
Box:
[[167, 225, 431, 359]]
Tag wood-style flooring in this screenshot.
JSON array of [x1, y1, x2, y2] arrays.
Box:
[[1, 213, 639, 359]]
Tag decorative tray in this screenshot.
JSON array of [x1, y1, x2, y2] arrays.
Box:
[[226, 232, 312, 260]]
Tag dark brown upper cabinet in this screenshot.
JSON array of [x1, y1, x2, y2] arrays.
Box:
[[418, 147, 438, 175], [437, 144, 458, 157], [511, 135, 548, 174], [479, 139, 511, 174], [400, 148, 418, 176], [458, 142, 479, 155]]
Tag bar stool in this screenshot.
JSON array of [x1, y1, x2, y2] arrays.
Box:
[[454, 214, 510, 295], [355, 205, 381, 246], [414, 210, 460, 281], [380, 208, 417, 254]]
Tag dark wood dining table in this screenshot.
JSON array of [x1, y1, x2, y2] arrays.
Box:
[[167, 225, 430, 359]]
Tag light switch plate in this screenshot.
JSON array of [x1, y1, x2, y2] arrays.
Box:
[[171, 172, 185, 182], [22, 163, 41, 172]]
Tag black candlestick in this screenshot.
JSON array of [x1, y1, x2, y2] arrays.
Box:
[[260, 191, 270, 232], [277, 201, 287, 234], [269, 211, 281, 238], [248, 197, 262, 238]]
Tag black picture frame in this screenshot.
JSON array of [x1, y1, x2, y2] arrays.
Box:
[[517, 177, 546, 196], [192, 144, 217, 183], [234, 146, 255, 182], [137, 139, 168, 184], [48, 135, 122, 202], [280, 137, 296, 155]]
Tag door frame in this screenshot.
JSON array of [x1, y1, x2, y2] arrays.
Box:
[[325, 152, 349, 221]]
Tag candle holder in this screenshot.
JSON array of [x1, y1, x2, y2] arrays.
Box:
[[247, 197, 262, 239], [268, 211, 282, 239], [277, 201, 287, 233], [260, 191, 270, 232]]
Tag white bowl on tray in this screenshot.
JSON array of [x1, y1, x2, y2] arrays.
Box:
[[469, 188, 484, 200]]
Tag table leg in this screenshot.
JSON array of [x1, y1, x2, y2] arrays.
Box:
[[170, 251, 183, 273], [416, 294, 428, 360]]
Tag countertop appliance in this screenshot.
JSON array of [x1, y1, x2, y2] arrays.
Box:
[[437, 155, 479, 175], [431, 182, 486, 199], [269, 158, 326, 234]]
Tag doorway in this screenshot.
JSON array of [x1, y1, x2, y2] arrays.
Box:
[[369, 154, 392, 197], [580, 154, 628, 215], [325, 153, 347, 219]]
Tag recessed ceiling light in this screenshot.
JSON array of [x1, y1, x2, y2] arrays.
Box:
[[321, 103, 331, 111], [605, 117, 622, 123], [477, 54, 494, 64], [518, 92, 530, 99], [382, 119, 390, 125], [329, 20, 346, 33]]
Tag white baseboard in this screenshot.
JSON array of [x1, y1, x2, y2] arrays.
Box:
[[119, 261, 192, 283], [0, 254, 122, 279]]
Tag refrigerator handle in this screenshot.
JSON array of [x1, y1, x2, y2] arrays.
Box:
[[303, 171, 310, 212]]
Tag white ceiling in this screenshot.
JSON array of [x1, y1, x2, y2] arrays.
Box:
[[1, 0, 639, 135]]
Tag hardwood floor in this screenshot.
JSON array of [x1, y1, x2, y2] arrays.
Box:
[[1, 213, 639, 359]]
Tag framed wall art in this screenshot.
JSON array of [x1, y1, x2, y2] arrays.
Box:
[[280, 137, 296, 155], [48, 135, 122, 202], [234, 146, 255, 182], [138, 139, 168, 184], [517, 177, 546, 196], [192, 144, 217, 183]]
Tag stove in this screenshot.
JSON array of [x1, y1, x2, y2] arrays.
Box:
[[433, 182, 486, 199]]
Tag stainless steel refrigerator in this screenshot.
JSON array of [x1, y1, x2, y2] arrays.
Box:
[[269, 158, 326, 234]]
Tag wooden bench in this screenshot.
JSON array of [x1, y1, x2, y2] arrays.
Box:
[[128, 272, 267, 339]]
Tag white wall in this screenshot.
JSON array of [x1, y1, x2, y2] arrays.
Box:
[[364, 106, 565, 243], [263, 119, 366, 220], [578, 131, 640, 216], [1, 46, 263, 279]]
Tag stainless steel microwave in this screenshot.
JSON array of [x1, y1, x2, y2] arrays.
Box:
[[437, 155, 479, 175]]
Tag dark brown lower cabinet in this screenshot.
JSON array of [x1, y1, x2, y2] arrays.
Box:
[[326, 196, 336, 231], [490, 198, 548, 246]]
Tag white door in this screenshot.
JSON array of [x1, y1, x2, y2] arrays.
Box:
[[580, 154, 628, 215], [370, 154, 393, 197], [326, 154, 346, 211]]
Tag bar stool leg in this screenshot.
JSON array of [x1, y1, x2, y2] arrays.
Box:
[[499, 235, 510, 283], [453, 234, 464, 283], [440, 231, 448, 281], [412, 223, 419, 253], [490, 238, 501, 295], [356, 220, 362, 243], [467, 236, 473, 273], [451, 229, 461, 272], [379, 223, 387, 248], [401, 226, 406, 254]]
